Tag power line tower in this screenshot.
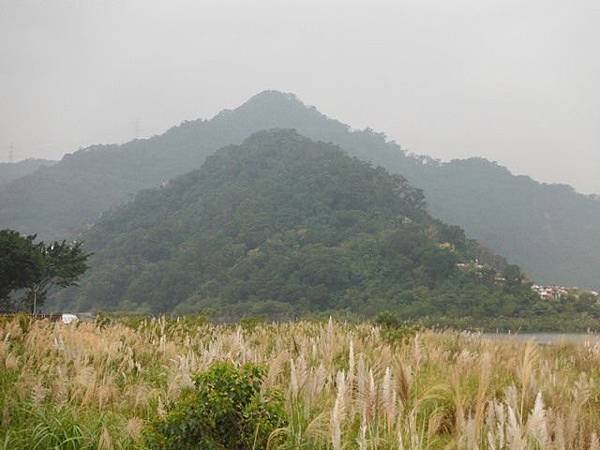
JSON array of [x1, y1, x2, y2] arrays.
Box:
[[8, 142, 14, 163]]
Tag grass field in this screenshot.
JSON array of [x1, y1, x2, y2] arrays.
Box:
[[1, 316, 599, 449]]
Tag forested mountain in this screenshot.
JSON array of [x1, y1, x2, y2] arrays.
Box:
[[2, 90, 599, 288], [55, 130, 542, 317], [3, 91, 370, 240], [0, 159, 55, 186], [404, 158, 600, 291]]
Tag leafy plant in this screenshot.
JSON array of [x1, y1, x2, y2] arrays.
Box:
[[375, 310, 420, 344], [146, 362, 285, 450], [239, 316, 266, 331], [0, 229, 90, 313], [0, 230, 38, 311]]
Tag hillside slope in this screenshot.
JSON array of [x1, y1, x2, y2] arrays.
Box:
[[2, 91, 599, 288], [405, 158, 600, 290], [56, 130, 540, 317], [0, 159, 55, 186]]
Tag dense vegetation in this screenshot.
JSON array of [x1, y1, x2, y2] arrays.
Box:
[[401, 157, 600, 292], [146, 362, 285, 449], [0, 158, 55, 186], [50, 129, 584, 323], [1, 91, 598, 289], [1, 316, 599, 449], [0, 230, 90, 313]]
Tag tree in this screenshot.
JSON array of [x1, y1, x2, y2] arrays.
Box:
[[502, 264, 524, 292], [25, 240, 90, 314], [0, 229, 90, 313], [0, 230, 38, 311]]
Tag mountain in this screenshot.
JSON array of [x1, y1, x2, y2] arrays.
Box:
[[402, 158, 600, 291], [1, 91, 599, 288], [0, 91, 408, 240], [0, 159, 55, 186], [55, 130, 540, 318]]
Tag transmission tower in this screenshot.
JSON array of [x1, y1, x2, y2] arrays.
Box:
[[8, 142, 14, 163]]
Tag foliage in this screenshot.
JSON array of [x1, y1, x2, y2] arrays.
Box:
[[0, 230, 90, 313], [146, 362, 285, 450], [405, 157, 600, 289], [24, 240, 90, 314], [239, 315, 267, 331], [50, 129, 556, 321], [375, 311, 420, 343], [374, 310, 402, 328], [0, 230, 38, 310]]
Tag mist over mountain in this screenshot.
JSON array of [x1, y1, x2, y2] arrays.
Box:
[[1, 91, 599, 288], [55, 130, 547, 318], [0, 159, 55, 186]]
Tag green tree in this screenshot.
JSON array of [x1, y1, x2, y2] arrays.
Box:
[[0, 230, 90, 313], [25, 240, 90, 314], [502, 264, 525, 293], [0, 230, 38, 311]]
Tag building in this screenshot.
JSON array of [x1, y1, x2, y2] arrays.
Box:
[[531, 284, 569, 300]]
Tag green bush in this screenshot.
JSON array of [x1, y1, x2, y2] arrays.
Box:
[[239, 316, 266, 331], [145, 362, 285, 450], [375, 311, 419, 344], [374, 311, 400, 328]]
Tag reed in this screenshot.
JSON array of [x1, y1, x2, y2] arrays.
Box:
[[0, 316, 598, 449]]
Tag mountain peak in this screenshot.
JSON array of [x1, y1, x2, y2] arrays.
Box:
[[243, 90, 303, 107], [230, 90, 313, 117], [210, 90, 314, 126]]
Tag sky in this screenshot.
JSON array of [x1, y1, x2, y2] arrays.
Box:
[[0, 0, 599, 193]]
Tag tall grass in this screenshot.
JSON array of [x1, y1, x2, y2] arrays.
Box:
[[0, 316, 599, 449]]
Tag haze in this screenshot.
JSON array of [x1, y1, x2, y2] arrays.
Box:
[[1, 0, 598, 193]]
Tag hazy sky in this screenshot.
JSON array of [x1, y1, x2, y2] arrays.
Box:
[[1, 0, 599, 193]]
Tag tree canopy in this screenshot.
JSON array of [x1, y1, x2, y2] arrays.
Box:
[[0, 230, 90, 313], [0, 230, 39, 308], [50, 130, 571, 321]]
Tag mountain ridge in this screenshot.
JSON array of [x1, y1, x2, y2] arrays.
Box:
[[0, 158, 56, 186], [1, 90, 599, 288], [56, 129, 542, 318]]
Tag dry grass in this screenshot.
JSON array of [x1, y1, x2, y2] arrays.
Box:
[[1, 316, 599, 449]]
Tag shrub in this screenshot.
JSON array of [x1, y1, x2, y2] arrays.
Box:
[[145, 362, 285, 450], [239, 315, 266, 331], [375, 311, 419, 344], [374, 310, 400, 328]]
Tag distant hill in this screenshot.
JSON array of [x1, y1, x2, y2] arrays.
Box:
[[0, 159, 55, 186], [401, 158, 600, 291], [1, 91, 599, 288], [55, 130, 540, 317]]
